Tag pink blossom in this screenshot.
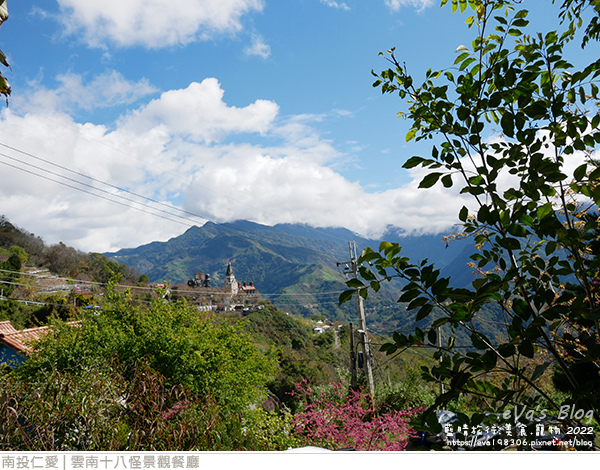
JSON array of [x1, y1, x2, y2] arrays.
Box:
[[290, 381, 420, 451]]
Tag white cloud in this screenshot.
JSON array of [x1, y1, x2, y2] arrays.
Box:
[[119, 79, 279, 144], [320, 0, 351, 11], [245, 34, 271, 59], [179, 145, 472, 240], [56, 0, 265, 48], [385, 0, 435, 12], [0, 73, 461, 252], [25, 70, 157, 114], [1, 73, 585, 254]]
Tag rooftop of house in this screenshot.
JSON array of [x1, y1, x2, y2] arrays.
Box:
[[0, 320, 80, 353], [240, 282, 257, 293]]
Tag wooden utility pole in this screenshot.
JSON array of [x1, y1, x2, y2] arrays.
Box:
[[339, 241, 375, 404]]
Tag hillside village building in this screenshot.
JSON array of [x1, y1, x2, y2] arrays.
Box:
[[222, 263, 238, 294], [187, 271, 211, 288], [171, 263, 260, 312]]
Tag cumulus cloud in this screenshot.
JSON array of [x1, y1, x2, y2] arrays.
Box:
[[2, 72, 583, 254], [56, 0, 265, 48], [118, 79, 279, 144], [179, 146, 472, 240]]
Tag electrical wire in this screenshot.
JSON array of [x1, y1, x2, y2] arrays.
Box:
[[0, 141, 214, 226], [10, 102, 284, 224], [0, 156, 194, 228], [3, 102, 356, 246], [0, 144, 352, 256]]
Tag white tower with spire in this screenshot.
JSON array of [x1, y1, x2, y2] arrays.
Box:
[[222, 263, 238, 294]]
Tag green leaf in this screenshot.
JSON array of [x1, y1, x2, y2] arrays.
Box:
[[498, 343, 515, 358], [399, 288, 421, 303], [441, 174, 453, 188], [338, 289, 355, 306], [518, 340, 535, 358], [406, 128, 417, 142], [428, 328, 437, 345], [408, 296, 429, 311], [507, 223, 527, 237], [545, 241, 557, 256], [512, 298, 532, 321], [454, 52, 470, 65], [418, 172, 443, 189], [501, 112, 514, 137], [536, 202, 553, 219], [498, 237, 521, 250], [379, 342, 398, 354], [471, 333, 489, 350], [574, 163, 587, 181], [514, 9, 529, 19], [530, 362, 550, 382], [459, 56, 477, 71], [403, 156, 426, 169], [346, 278, 364, 288], [0, 50, 8, 68], [416, 303, 434, 321]]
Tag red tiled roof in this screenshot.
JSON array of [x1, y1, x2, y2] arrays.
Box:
[[0, 321, 81, 353], [0, 320, 18, 335]]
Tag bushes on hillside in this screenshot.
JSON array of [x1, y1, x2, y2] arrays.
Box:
[[0, 283, 283, 450], [291, 380, 419, 451], [14, 284, 277, 413], [0, 360, 268, 451]]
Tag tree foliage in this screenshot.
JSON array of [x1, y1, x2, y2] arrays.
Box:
[[14, 283, 278, 413], [0, 215, 144, 285], [0, 358, 275, 451], [342, 0, 600, 434]]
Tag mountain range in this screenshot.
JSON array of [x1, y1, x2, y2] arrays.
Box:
[[105, 220, 477, 333]]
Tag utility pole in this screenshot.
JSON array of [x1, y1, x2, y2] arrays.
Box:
[[338, 241, 375, 404], [349, 322, 358, 391], [437, 326, 445, 397]]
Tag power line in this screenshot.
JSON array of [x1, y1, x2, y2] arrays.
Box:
[[9, 102, 278, 222], [6, 103, 354, 246], [0, 141, 214, 225], [0, 157, 194, 229], [0, 142, 352, 255]]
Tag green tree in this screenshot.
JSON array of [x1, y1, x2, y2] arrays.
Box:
[[342, 0, 600, 439], [0, 245, 26, 297], [16, 283, 277, 413]]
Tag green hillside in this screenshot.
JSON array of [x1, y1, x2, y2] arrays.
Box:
[[105, 220, 479, 332]]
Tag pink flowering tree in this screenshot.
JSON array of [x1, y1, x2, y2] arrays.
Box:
[[291, 380, 419, 451]]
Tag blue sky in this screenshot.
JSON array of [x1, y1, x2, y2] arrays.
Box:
[[0, 0, 580, 251]]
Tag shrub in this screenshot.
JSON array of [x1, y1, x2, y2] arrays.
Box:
[[291, 380, 419, 451], [0, 359, 253, 451]]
